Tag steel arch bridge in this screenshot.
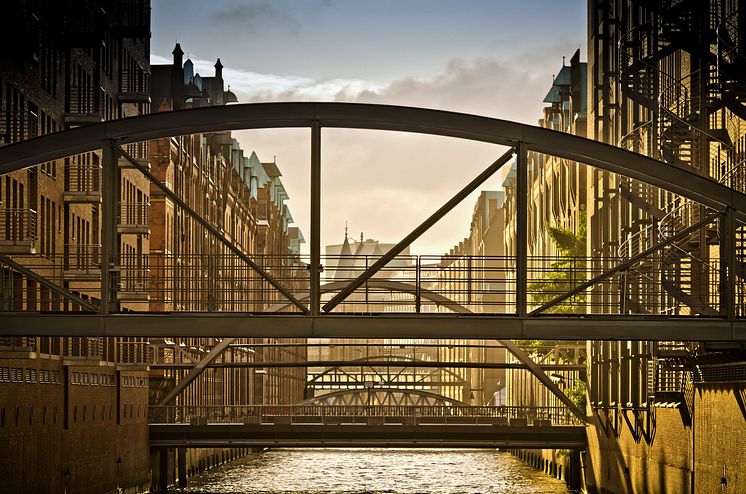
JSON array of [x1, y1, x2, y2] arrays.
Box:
[[154, 280, 585, 421], [299, 387, 469, 407], [306, 354, 470, 389], [305, 355, 473, 405], [1, 102, 745, 342]]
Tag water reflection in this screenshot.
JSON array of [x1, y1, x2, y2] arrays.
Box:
[[180, 448, 569, 494]]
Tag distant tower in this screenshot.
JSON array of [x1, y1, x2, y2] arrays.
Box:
[[172, 42, 183, 67], [335, 225, 355, 280]]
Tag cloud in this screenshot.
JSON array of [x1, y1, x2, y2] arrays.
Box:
[[225, 57, 548, 125], [212, 2, 300, 32], [342, 58, 547, 124], [152, 52, 550, 125], [153, 53, 555, 253], [150, 54, 384, 102]]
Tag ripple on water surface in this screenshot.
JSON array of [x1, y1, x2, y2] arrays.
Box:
[[178, 448, 570, 494]]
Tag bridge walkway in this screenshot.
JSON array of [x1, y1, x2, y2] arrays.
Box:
[[149, 405, 587, 449]]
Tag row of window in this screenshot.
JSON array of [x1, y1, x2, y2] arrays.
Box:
[[70, 372, 116, 386], [0, 367, 61, 384], [122, 375, 147, 388], [0, 369, 149, 387]]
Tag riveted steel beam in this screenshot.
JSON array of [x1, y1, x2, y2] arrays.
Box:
[[1, 313, 742, 340], [1, 103, 744, 217]]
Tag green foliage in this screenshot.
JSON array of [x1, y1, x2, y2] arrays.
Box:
[[547, 227, 584, 256], [564, 380, 587, 410], [512, 339, 566, 352], [528, 207, 587, 314]]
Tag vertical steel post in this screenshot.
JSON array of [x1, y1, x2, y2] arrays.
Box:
[[310, 122, 321, 315], [726, 208, 736, 320], [516, 142, 528, 317], [415, 255, 421, 313], [101, 143, 119, 314]]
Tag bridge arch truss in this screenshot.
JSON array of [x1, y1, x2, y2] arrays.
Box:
[[0, 102, 745, 342]]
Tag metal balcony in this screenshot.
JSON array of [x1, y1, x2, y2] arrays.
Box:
[[118, 255, 149, 301], [64, 162, 102, 203], [0, 109, 38, 145], [118, 142, 150, 170], [0, 208, 37, 254], [118, 69, 150, 103], [64, 86, 104, 125], [111, 0, 151, 39], [118, 202, 150, 234], [63, 244, 102, 281]]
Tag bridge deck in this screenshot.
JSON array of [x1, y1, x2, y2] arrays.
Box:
[[149, 423, 587, 449], [5, 312, 745, 340]]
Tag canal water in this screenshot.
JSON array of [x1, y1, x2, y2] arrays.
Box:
[[177, 448, 569, 493]]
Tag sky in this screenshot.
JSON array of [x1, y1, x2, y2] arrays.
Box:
[[150, 0, 587, 254]]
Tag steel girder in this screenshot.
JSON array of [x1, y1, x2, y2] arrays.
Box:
[[148, 360, 579, 371], [149, 423, 588, 450], [0, 102, 744, 215], [5, 312, 741, 339]]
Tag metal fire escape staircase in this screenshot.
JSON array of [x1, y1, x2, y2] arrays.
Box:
[[618, 1, 746, 404], [618, 0, 739, 317], [656, 202, 720, 316], [717, 11, 746, 121]]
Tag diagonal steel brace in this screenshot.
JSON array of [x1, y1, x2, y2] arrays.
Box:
[[322, 146, 516, 313], [530, 209, 724, 315], [117, 144, 308, 313], [0, 254, 98, 312]]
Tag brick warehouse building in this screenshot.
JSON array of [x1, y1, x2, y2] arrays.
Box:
[[584, 1, 746, 492], [0, 2, 306, 492]]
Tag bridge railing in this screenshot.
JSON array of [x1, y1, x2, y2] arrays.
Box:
[[148, 404, 583, 426], [0, 250, 733, 317]]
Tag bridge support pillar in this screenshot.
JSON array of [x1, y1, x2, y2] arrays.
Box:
[[177, 448, 187, 488], [158, 449, 169, 491], [567, 449, 582, 491]]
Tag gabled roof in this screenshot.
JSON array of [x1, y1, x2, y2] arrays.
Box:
[[543, 65, 572, 103], [262, 161, 282, 178]]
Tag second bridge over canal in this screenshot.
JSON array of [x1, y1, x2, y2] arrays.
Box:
[[149, 404, 587, 450]]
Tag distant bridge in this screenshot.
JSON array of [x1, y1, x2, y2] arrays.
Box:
[[148, 404, 586, 450]]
